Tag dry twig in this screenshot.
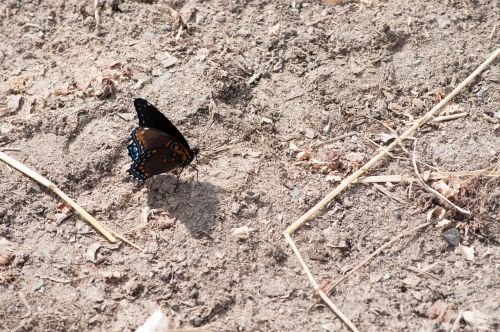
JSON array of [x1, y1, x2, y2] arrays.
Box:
[[324, 222, 432, 296], [355, 168, 500, 184], [0, 151, 144, 251], [412, 140, 471, 215], [373, 183, 406, 204], [312, 131, 357, 148], [94, 0, 100, 28], [450, 310, 463, 332], [38, 275, 86, 284], [432, 112, 469, 123], [285, 91, 305, 101], [403, 265, 441, 281], [283, 233, 360, 332], [19, 292, 32, 319], [0, 147, 21, 152]]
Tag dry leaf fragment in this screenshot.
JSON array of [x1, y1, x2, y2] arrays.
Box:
[[98, 77, 116, 99], [432, 180, 458, 200], [0, 238, 15, 266], [427, 299, 454, 324], [369, 273, 383, 283], [341, 152, 365, 172], [261, 117, 273, 124], [86, 242, 101, 263], [325, 173, 342, 183], [289, 142, 300, 152], [459, 244, 474, 261], [462, 310, 490, 330], [53, 212, 71, 224], [136, 309, 170, 332], [373, 132, 396, 143], [427, 206, 446, 221], [297, 150, 311, 161], [156, 212, 176, 230], [314, 279, 334, 298], [268, 23, 281, 36], [442, 103, 464, 115], [436, 218, 452, 229], [231, 225, 255, 240], [57, 201, 71, 214], [5, 75, 30, 94], [110, 62, 123, 70], [101, 271, 125, 283]]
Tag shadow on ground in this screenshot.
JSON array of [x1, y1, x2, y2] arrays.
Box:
[[146, 174, 222, 238]]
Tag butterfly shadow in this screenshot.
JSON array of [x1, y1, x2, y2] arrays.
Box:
[[145, 175, 222, 238]]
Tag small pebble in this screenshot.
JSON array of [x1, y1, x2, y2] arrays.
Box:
[[214, 12, 226, 23], [160, 24, 172, 32], [33, 280, 45, 291], [271, 248, 288, 263], [7, 95, 23, 111], [134, 80, 145, 90], [190, 315, 204, 327], [290, 186, 300, 199], [413, 98, 424, 111], [237, 28, 251, 37], [437, 17, 450, 29], [304, 128, 315, 139], [442, 228, 461, 247]]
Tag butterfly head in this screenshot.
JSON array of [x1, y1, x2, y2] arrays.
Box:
[[185, 147, 199, 165]]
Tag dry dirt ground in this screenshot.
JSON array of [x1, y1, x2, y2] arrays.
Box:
[[0, 0, 499, 331]]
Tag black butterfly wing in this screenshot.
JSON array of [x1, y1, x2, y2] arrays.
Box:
[[133, 98, 192, 151], [127, 127, 193, 180]]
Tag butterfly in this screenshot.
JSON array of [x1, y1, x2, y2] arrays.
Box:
[[127, 98, 198, 181]]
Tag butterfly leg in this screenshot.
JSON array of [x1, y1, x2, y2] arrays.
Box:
[[189, 164, 201, 185], [173, 172, 182, 192], [173, 165, 188, 192]]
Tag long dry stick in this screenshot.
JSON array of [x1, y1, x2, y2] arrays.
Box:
[[284, 47, 500, 330], [0, 151, 144, 251]]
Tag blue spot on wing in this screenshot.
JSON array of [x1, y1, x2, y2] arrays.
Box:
[[128, 163, 147, 180], [127, 128, 149, 180], [127, 140, 140, 162]]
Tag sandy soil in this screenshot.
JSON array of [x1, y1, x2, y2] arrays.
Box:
[[0, 0, 499, 331]]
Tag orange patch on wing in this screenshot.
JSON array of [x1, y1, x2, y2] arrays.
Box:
[[163, 139, 173, 148], [172, 144, 189, 161]]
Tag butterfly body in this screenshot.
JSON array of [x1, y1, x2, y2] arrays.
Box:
[[127, 99, 197, 180]]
